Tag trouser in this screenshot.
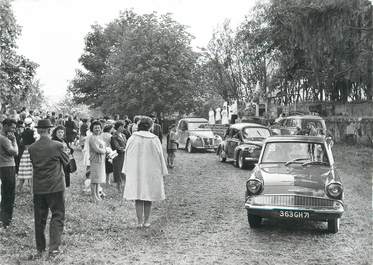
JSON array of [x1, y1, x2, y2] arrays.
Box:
[[0, 166, 16, 227], [33, 191, 65, 252]]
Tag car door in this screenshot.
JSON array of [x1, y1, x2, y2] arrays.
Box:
[[226, 128, 240, 158]]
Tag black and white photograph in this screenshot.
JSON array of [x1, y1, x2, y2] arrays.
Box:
[[0, 0, 372, 264]]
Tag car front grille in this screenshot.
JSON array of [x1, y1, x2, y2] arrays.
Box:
[[251, 195, 335, 209], [202, 138, 214, 146]]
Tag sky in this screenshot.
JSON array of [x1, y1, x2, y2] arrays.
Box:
[[11, 0, 257, 104]]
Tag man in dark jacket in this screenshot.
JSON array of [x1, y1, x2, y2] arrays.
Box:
[[0, 119, 18, 229], [150, 115, 163, 143], [28, 119, 69, 258]]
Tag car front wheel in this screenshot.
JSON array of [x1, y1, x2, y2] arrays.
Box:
[[237, 151, 248, 169], [247, 212, 262, 228], [327, 218, 340, 233]]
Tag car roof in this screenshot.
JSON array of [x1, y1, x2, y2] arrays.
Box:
[[285, 115, 324, 120], [230, 123, 268, 130], [181, 118, 208, 122], [265, 135, 326, 144]]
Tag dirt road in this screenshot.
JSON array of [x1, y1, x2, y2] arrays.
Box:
[[0, 144, 372, 265]]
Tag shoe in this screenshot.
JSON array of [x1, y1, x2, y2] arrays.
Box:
[[28, 251, 44, 260], [48, 250, 61, 258], [143, 223, 151, 228], [136, 223, 143, 229]]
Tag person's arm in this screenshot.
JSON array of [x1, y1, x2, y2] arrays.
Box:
[[2, 135, 18, 156], [58, 144, 70, 167], [89, 136, 106, 154], [111, 135, 125, 152], [159, 125, 163, 143]]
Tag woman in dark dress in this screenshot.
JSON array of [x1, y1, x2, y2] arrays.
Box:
[[110, 121, 127, 193], [52, 126, 74, 187]]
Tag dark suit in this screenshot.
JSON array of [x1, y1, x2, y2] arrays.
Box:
[[28, 136, 69, 253], [110, 131, 126, 183]]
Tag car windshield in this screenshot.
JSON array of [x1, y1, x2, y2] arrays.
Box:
[[261, 142, 329, 164], [242, 127, 270, 140], [301, 119, 325, 130], [188, 122, 208, 130]]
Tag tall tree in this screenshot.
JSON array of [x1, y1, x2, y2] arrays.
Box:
[[70, 11, 200, 117], [0, 0, 39, 110]]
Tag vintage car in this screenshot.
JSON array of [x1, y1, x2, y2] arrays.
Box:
[[271, 115, 327, 136], [216, 123, 271, 169], [245, 135, 343, 233], [176, 118, 222, 153]]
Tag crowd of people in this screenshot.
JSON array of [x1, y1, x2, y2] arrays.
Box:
[[0, 108, 179, 259]]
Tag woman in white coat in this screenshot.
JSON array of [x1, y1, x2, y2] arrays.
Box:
[[122, 116, 168, 228]]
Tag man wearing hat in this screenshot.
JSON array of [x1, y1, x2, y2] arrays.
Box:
[[28, 119, 69, 258]]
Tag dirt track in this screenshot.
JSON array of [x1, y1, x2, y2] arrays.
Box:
[[0, 144, 372, 265]]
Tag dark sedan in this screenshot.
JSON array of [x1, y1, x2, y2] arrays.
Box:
[[217, 123, 271, 169], [245, 135, 344, 233]]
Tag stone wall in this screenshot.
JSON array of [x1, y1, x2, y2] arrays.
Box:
[[325, 117, 373, 146]]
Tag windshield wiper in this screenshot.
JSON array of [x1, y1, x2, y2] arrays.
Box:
[[284, 157, 310, 166], [302, 161, 329, 166]]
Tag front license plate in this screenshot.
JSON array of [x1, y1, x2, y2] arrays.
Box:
[[279, 210, 310, 219]]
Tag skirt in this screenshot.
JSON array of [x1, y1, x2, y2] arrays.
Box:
[[90, 161, 106, 184], [18, 149, 33, 179]]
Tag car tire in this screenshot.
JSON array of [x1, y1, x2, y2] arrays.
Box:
[[238, 151, 247, 169], [247, 212, 262, 228], [218, 148, 226, 162], [327, 218, 340, 233], [186, 140, 194, 153]]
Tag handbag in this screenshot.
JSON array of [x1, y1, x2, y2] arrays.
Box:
[[68, 155, 77, 173]]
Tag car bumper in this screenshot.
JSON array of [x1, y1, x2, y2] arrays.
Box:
[[245, 203, 344, 221], [194, 145, 218, 150]]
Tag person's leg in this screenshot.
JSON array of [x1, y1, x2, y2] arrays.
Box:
[[143, 201, 152, 226], [0, 167, 16, 227], [33, 194, 48, 253], [170, 152, 175, 167], [135, 200, 144, 226], [47, 191, 65, 253], [18, 179, 25, 193], [91, 183, 100, 203]]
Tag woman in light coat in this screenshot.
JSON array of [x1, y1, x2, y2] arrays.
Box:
[[122, 117, 168, 228], [89, 121, 106, 203]]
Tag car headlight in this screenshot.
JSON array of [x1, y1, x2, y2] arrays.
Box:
[[246, 179, 262, 195], [245, 145, 258, 153], [214, 135, 222, 142], [195, 136, 203, 145], [326, 183, 343, 199]]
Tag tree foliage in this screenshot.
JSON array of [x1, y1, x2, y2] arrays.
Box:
[[201, 0, 372, 105], [0, 0, 41, 110], [70, 11, 201, 117]]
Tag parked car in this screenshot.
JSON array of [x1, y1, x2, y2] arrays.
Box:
[[216, 123, 271, 169], [271, 115, 327, 136], [244, 135, 343, 233], [176, 118, 221, 153]]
